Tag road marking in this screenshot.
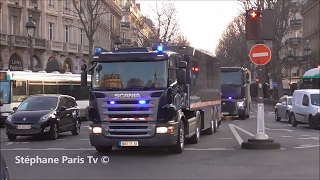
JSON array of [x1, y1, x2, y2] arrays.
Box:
[[298, 137, 319, 140], [0, 147, 235, 151], [228, 124, 245, 145], [265, 127, 293, 132], [231, 124, 255, 136], [21, 142, 29, 143], [252, 52, 268, 58], [281, 136, 292, 138], [218, 138, 233, 140], [300, 135, 311, 136], [233, 120, 240, 122], [294, 144, 320, 149], [82, 126, 90, 128], [79, 139, 90, 140], [5, 142, 13, 145]]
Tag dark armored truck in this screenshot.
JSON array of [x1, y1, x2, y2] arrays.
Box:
[[220, 67, 251, 120], [81, 45, 221, 154]]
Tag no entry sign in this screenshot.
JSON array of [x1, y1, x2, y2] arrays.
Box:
[[249, 44, 272, 66]]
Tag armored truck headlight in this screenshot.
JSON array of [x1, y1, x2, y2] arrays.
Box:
[[156, 126, 174, 134], [237, 101, 245, 107], [89, 127, 102, 134]]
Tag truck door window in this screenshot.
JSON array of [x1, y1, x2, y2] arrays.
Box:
[[302, 95, 309, 106], [168, 56, 177, 85]]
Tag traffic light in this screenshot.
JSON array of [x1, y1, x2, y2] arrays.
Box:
[[246, 9, 261, 40]]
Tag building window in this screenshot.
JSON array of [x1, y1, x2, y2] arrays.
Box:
[[80, 29, 84, 44], [64, 0, 69, 9], [11, 16, 18, 35], [48, 0, 54, 6], [65, 25, 69, 42], [48, 23, 54, 40]]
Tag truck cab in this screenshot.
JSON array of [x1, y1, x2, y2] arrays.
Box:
[[220, 67, 251, 120]]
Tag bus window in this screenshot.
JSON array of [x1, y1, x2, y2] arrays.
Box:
[[13, 81, 27, 102], [44, 84, 58, 94], [71, 85, 89, 100], [57, 84, 72, 96], [29, 84, 43, 95]]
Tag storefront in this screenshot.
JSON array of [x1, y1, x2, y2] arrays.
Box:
[[45, 56, 63, 73], [63, 58, 72, 73], [9, 53, 23, 71]]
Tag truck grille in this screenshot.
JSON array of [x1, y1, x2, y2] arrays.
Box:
[[221, 101, 236, 111], [105, 100, 152, 119], [103, 121, 154, 138]]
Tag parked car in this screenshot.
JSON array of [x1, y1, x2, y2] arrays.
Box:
[[5, 94, 81, 140], [1, 154, 10, 180], [291, 89, 320, 129], [275, 95, 293, 123]]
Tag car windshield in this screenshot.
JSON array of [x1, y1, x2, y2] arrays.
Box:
[[18, 97, 58, 111], [0, 81, 10, 104], [92, 61, 168, 90], [221, 71, 243, 85], [310, 94, 320, 106]]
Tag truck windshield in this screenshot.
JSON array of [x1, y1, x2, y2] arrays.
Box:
[[310, 94, 320, 106], [221, 71, 243, 85], [92, 61, 168, 90], [0, 81, 10, 104]]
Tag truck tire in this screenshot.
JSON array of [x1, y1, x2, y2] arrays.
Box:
[[95, 146, 112, 153], [239, 114, 246, 120], [189, 112, 201, 144], [168, 122, 184, 154]]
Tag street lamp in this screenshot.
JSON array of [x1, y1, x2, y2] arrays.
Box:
[[25, 15, 36, 71], [114, 35, 122, 48], [287, 49, 294, 85], [304, 40, 312, 69]]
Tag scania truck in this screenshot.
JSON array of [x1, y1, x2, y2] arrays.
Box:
[[81, 45, 221, 154], [220, 67, 251, 120]]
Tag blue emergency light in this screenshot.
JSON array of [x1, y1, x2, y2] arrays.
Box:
[[110, 101, 115, 105], [139, 100, 146, 105], [228, 97, 232, 100], [95, 47, 102, 54], [157, 45, 164, 53]]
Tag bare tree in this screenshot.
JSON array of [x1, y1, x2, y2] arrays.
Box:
[[171, 33, 191, 46], [215, 13, 252, 71], [126, 16, 155, 47], [240, 0, 296, 98], [150, 1, 180, 44], [72, 0, 110, 62]]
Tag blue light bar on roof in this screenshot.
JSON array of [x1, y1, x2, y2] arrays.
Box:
[[228, 97, 232, 100], [95, 47, 102, 54], [157, 45, 163, 53]]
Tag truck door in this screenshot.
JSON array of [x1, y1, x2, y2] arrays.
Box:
[[300, 94, 310, 123]]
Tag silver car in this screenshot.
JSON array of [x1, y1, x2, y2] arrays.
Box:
[[275, 95, 292, 123]]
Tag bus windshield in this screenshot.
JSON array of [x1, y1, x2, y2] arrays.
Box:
[[221, 71, 243, 85], [0, 81, 10, 104], [92, 61, 168, 90], [310, 94, 320, 106]]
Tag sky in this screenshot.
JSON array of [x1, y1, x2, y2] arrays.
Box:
[[136, 0, 242, 55]]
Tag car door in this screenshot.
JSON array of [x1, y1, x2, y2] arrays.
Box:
[[300, 94, 310, 123], [66, 97, 78, 126], [279, 97, 287, 118], [57, 97, 68, 128], [294, 93, 304, 122]]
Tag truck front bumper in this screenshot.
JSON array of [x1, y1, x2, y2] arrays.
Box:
[[89, 121, 179, 147], [221, 108, 245, 116]]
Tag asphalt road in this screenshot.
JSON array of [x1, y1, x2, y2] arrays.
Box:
[[1, 103, 319, 180]]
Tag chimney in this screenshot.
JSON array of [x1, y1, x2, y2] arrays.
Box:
[[136, 3, 140, 10]]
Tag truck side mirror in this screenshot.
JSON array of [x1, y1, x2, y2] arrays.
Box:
[[178, 61, 187, 69], [81, 64, 88, 87], [177, 69, 186, 85]]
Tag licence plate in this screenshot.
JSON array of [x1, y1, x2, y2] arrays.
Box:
[[17, 125, 31, 129], [222, 112, 229, 115], [119, 141, 139, 146]]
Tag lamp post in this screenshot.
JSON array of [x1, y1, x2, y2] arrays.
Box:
[[287, 49, 294, 86], [114, 35, 122, 48], [25, 15, 36, 72], [304, 40, 312, 70]]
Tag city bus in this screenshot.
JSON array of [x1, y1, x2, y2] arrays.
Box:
[[0, 70, 91, 125], [300, 67, 320, 89]]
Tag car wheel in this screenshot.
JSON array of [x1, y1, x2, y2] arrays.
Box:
[[275, 110, 281, 121], [286, 112, 291, 123], [48, 123, 58, 140], [291, 114, 298, 127], [7, 134, 16, 141], [71, 119, 81, 135]]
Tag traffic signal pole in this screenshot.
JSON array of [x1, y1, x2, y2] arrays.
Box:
[[242, 0, 280, 150]]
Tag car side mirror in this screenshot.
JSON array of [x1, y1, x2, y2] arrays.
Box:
[[59, 106, 67, 112], [13, 107, 18, 111]]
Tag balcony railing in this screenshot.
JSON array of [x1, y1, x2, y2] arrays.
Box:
[[78, 44, 90, 55], [121, 22, 130, 28], [46, 40, 64, 52], [288, 37, 302, 45], [34, 38, 46, 49], [63, 42, 79, 53], [290, 19, 302, 28]]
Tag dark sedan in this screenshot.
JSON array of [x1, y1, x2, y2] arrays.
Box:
[[5, 94, 81, 140]]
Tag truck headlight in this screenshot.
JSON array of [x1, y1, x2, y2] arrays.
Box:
[[237, 101, 245, 108], [6, 115, 12, 123], [89, 127, 102, 134], [1, 112, 11, 117], [37, 114, 52, 123], [156, 126, 174, 134]]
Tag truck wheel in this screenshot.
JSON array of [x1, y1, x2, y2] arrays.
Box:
[[189, 113, 201, 144], [168, 122, 184, 154], [95, 146, 112, 153], [239, 114, 246, 120]]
